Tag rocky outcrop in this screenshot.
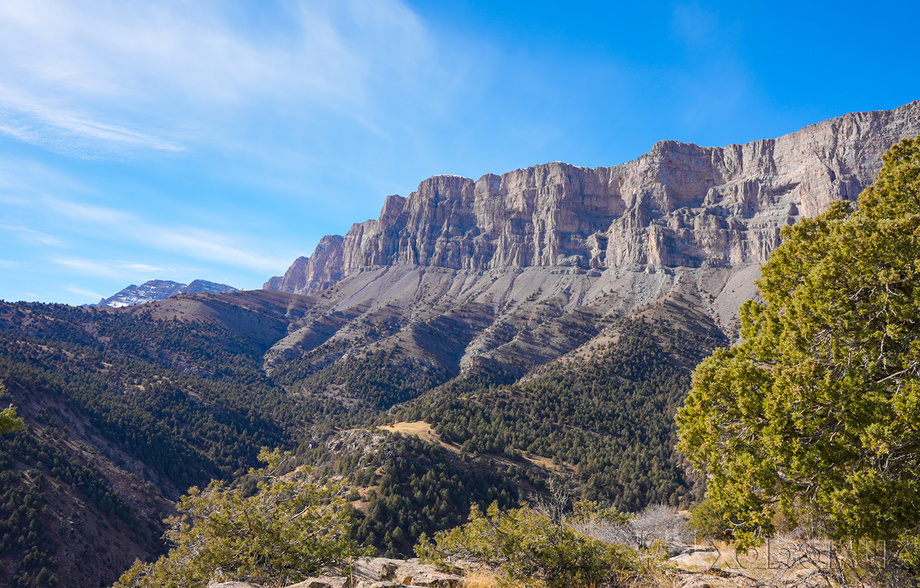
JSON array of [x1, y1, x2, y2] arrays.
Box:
[[263, 235, 346, 293], [208, 558, 464, 588], [256, 101, 920, 394], [268, 101, 920, 295]]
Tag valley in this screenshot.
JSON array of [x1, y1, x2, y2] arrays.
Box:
[[1, 101, 919, 587]]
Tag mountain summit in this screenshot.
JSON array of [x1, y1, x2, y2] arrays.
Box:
[[96, 279, 238, 308], [262, 101, 920, 382], [268, 102, 920, 300]]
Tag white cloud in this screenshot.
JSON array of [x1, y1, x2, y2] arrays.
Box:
[[0, 103, 183, 158], [53, 258, 122, 277], [0, 154, 294, 274], [52, 260, 175, 283], [154, 228, 288, 273], [668, 3, 749, 136], [671, 3, 722, 49], [61, 284, 105, 300], [46, 197, 134, 226], [0, 224, 64, 247], [0, 156, 96, 197], [122, 263, 166, 273], [44, 195, 290, 272], [0, 0, 444, 157]]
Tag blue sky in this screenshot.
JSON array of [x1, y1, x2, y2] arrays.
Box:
[[1, 0, 918, 305]]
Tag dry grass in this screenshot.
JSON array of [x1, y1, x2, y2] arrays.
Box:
[[378, 421, 443, 445], [379, 421, 575, 475], [462, 571, 499, 588], [378, 421, 462, 455]]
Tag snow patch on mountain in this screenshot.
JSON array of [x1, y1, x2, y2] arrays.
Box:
[[95, 279, 238, 308]]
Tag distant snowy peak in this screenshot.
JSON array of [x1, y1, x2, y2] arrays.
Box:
[[182, 279, 239, 295], [96, 279, 238, 308]]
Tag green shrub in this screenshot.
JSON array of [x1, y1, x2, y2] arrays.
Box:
[[115, 449, 368, 588], [416, 502, 647, 588], [688, 497, 736, 541]]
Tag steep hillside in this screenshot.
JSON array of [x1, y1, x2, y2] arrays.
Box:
[[263, 101, 920, 392], [0, 297, 315, 587], [397, 299, 728, 512], [2, 102, 919, 587]]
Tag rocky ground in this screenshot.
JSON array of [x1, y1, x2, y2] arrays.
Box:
[[206, 548, 838, 588]]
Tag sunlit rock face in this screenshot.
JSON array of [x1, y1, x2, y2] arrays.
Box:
[[260, 102, 920, 379], [268, 101, 920, 294]]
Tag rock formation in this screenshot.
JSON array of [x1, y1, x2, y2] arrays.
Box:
[[260, 101, 920, 392], [267, 101, 920, 294], [209, 558, 464, 588], [96, 278, 238, 308], [263, 236, 345, 293]]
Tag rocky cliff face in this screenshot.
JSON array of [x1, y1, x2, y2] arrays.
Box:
[[260, 101, 920, 390], [267, 101, 920, 295]]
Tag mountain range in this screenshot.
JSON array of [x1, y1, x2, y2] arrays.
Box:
[[261, 100, 919, 384], [94, 279, 238, 308], [0, 101, 918, 587]]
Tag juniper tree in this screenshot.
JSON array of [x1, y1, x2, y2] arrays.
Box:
[[0, 384, 23, 436], [115, 449, 366, 588], [677, 136, 920, 545]]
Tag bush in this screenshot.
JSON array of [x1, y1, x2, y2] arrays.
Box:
[[416, 501, 648, 588], [115, 449, 368, 588], [688, 498, 735, 541]]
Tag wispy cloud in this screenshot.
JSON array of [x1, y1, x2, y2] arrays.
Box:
[[0, 224, 64, 247], [61, 284, 104, 301], [123, 263, 166, 274], [45, 197, 134, 227], [671, 3, 722, 49], [53, 258, 122, 277], [46, 195, 290, 272], [52, 259, 169, 281], [151, 228, 289, 274], [668, 3, 749, 136], [0, 152, 294, 274], [0, 90, 183, 157], [0, 0, 444, 158]]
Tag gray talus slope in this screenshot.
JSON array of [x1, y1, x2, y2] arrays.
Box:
[[263, 101, 920, 389]]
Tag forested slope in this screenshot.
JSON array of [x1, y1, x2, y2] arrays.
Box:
[[0, 288, 727, 586], [398, 293, 728, 511], [0, 299, 311, 586]]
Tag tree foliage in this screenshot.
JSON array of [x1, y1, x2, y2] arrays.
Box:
[[677, 136, 920, 544], [0, 383, 22, 436], [115, 449, 366, 588], [405, 317, 725, 511], [416, 501, 646, 588], [0, 406, 22, 436], [297, 430, 518, 557]]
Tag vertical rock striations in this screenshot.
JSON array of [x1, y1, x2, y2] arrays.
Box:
[[266, 101, 920, 295], [263, 235, 345, 293], [259, 101, 920, 385]]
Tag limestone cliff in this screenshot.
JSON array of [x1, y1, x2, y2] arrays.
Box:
[[261, 101, 920, 388], [267, 101, 920, 294], [262, 235, 344, 293]]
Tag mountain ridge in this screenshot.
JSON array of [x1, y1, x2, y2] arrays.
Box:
[[256, 101, 920, 387], [2, 101, 919, 587], [266, 100, 920, 297], [95, 279, 239, 308]]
